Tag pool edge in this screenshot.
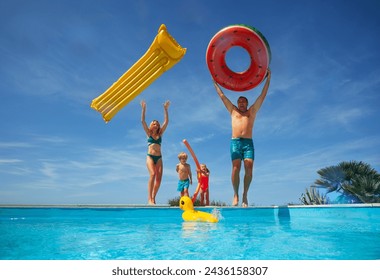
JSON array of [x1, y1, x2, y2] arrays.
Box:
[[0, 203, 379, 209]]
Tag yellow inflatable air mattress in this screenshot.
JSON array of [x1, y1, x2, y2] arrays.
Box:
[[91, 24, 186, 122]]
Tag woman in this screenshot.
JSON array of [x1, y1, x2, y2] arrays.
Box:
[[141, 100, 170, 205]]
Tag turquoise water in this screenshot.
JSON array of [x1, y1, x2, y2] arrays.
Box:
[[0, 206, 379, 260]]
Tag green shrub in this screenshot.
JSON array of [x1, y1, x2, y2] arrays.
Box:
[[168, 196, 227, 207]]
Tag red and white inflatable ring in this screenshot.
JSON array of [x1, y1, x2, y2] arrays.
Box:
[[206, 25, 271, 91]]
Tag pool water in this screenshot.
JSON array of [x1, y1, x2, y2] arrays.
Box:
[[1, 205, 379, 260]]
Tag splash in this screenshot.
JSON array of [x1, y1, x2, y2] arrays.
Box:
[[211, 208, 223, 221]]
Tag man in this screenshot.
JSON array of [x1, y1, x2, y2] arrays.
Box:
[[213, 69, 271, 207]]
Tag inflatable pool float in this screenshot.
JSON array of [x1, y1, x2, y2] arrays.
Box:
[[206, 24, 271, 91], [179, 196, 218, 223], [91, 24, 186, 122], [182, 139, 200, 170], [183, 139, 201, 203]]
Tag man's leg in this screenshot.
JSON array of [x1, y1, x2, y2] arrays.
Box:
[[231, 159, 241, 206], [242, 159, 253, 207]]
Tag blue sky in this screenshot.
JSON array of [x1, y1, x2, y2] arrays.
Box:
[[1, 0, 379, 206]]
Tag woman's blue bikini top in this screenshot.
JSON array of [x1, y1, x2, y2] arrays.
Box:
[[147, 135, 162, 146]]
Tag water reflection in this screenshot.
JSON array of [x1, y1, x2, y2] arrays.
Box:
[[181, 221, 219, 238], [278, 206, 291, 230]]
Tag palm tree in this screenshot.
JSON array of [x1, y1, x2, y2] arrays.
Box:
[[313, 165, 346, 193], [300, 187, 329, 205], [343, 175, 380, 203], [312, 161, 380, 203]]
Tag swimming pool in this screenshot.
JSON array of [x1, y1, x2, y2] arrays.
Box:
[[1, 205, 379, 260]]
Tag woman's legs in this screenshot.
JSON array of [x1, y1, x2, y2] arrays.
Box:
[[152, 159, 163, 203], [146, 157, 157, 204]]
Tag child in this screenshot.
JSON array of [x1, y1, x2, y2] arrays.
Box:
[[176, 152, 192, 197], [192, 164, 210, 206]]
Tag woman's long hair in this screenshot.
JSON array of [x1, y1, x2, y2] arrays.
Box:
[[148, 120, 161, 135]]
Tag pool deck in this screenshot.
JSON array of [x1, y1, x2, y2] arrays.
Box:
[[0, 203, 379, 208]]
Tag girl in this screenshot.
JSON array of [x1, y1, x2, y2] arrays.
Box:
[[192, 164, 210, 206]]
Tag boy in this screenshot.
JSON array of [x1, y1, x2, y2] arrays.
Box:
[[176, 152, 192, 197]]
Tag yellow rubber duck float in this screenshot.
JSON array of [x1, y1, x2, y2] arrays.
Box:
[[179, 196, 218, 223]]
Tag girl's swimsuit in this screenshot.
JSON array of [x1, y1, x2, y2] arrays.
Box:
[[199, 176, 209, 191], [147, 136, 162, 164]]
